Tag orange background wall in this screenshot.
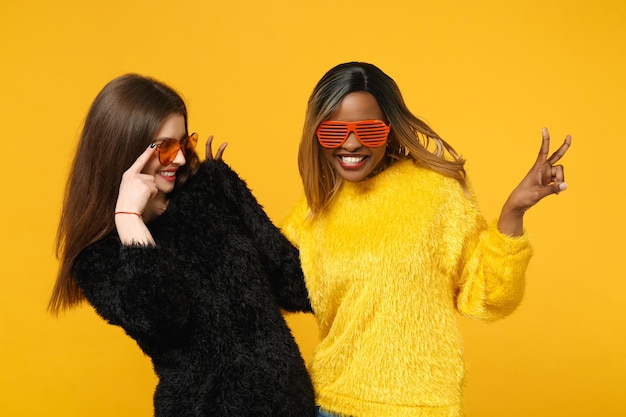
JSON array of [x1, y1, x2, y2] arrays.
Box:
[[1, 1, 624, 416]]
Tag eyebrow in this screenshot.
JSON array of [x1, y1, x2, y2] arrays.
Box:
[[154, 133, 188, 142]]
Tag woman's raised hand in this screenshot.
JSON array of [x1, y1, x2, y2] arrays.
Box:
[[114, 144, 159, 246], [115, 144, 160, 215], [498, 128, 572, 236], [205, 135, 228, 161]]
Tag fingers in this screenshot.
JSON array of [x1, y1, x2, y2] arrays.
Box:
[[540, 129, 570, 193], [537, 128, 572, 165], [552, 164, 565, 184], [205, 135, 215, 160], [538, 163, 566, 187], [215, 142, 228, 160], [115, 173, 158, 215], [547, 134, 572, 165], [551, 164, 568, 194], [205, 135, 228, 161], [509, 129, 571, 213], [118, 145, 159, 214], [529, 180, 567, 206], [535, 127, 551, 165], [548, 180, 568, 196], [127, 143, 157, 173]]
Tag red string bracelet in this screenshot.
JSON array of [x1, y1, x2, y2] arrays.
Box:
[[114, 211, 142, 217]]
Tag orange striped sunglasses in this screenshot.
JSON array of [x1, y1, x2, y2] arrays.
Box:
[[316, 120, 391, 148]]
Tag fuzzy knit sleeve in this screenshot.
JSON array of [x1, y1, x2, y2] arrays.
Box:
[[73, 236, 191, 341], [454, 202, 533, 321], [183, 160, 312, 313], [279, 197, 309, 250]]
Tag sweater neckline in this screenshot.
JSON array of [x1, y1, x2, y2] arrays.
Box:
[[342, 159, 414, 191]]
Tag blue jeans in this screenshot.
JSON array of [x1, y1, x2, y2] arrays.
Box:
[[316, 407, 347, 417]]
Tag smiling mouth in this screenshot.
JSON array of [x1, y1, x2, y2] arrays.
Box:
[[339, 155, 367, 163], [158, 170, 178, 181], [336, 155, 369, 169]]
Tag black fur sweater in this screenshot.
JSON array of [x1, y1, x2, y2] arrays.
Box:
[[73, 160, 316, 417]]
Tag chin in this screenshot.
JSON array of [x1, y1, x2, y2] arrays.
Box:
[[338, 172, 369, 183], [334, 166, 375, 183], [157, 183, 176, 194]]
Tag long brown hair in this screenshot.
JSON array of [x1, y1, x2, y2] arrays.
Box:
[[298, 62, 466, 215], [49, 74, 199, 314]]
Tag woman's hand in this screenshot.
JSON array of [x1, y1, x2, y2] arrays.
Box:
[[205, 135, 228, 161], [114, 144, 160, 246], [115, 144, 159, 215], [498, 128, 572, 236]]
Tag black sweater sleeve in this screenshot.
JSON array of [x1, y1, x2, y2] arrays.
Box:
[[184, 160, 312, 313], [73, 236, 191, 342]]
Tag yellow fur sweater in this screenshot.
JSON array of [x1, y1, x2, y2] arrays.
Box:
[[281, 159, 533, 417]]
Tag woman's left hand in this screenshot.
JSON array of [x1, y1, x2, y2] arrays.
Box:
[[498, 128, 572, 236], [205, 135, 228, 161]]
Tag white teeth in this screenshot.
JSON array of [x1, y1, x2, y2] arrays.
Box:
[[160, 171, 176, 177], [340, 156, 364, 164]]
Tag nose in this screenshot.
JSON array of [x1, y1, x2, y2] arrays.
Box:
[[341, 132, 362, 151], [173, 148, 187, 166]]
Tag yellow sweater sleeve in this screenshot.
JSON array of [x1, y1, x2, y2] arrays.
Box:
[[280, 197, 308, 248], [455, 218, 533, 321]]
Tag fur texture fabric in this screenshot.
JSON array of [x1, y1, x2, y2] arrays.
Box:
[[281, 159, 534, 417], [73, 160, 316, 417]]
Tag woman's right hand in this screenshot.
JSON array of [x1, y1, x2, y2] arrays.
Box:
[[114, 144, 159, 246], [115, 144, 159, 215], [497, 128, 571, 236]]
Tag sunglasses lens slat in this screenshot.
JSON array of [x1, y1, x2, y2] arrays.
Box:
[[317, 123, 349, 148], [355, 121, 389, 146]]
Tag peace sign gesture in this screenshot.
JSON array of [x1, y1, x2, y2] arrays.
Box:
[[498, 128, 572, 236], [205, 134, 228, 161]]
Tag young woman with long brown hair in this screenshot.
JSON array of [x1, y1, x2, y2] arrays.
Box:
[[51, 73, 316, 417]]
